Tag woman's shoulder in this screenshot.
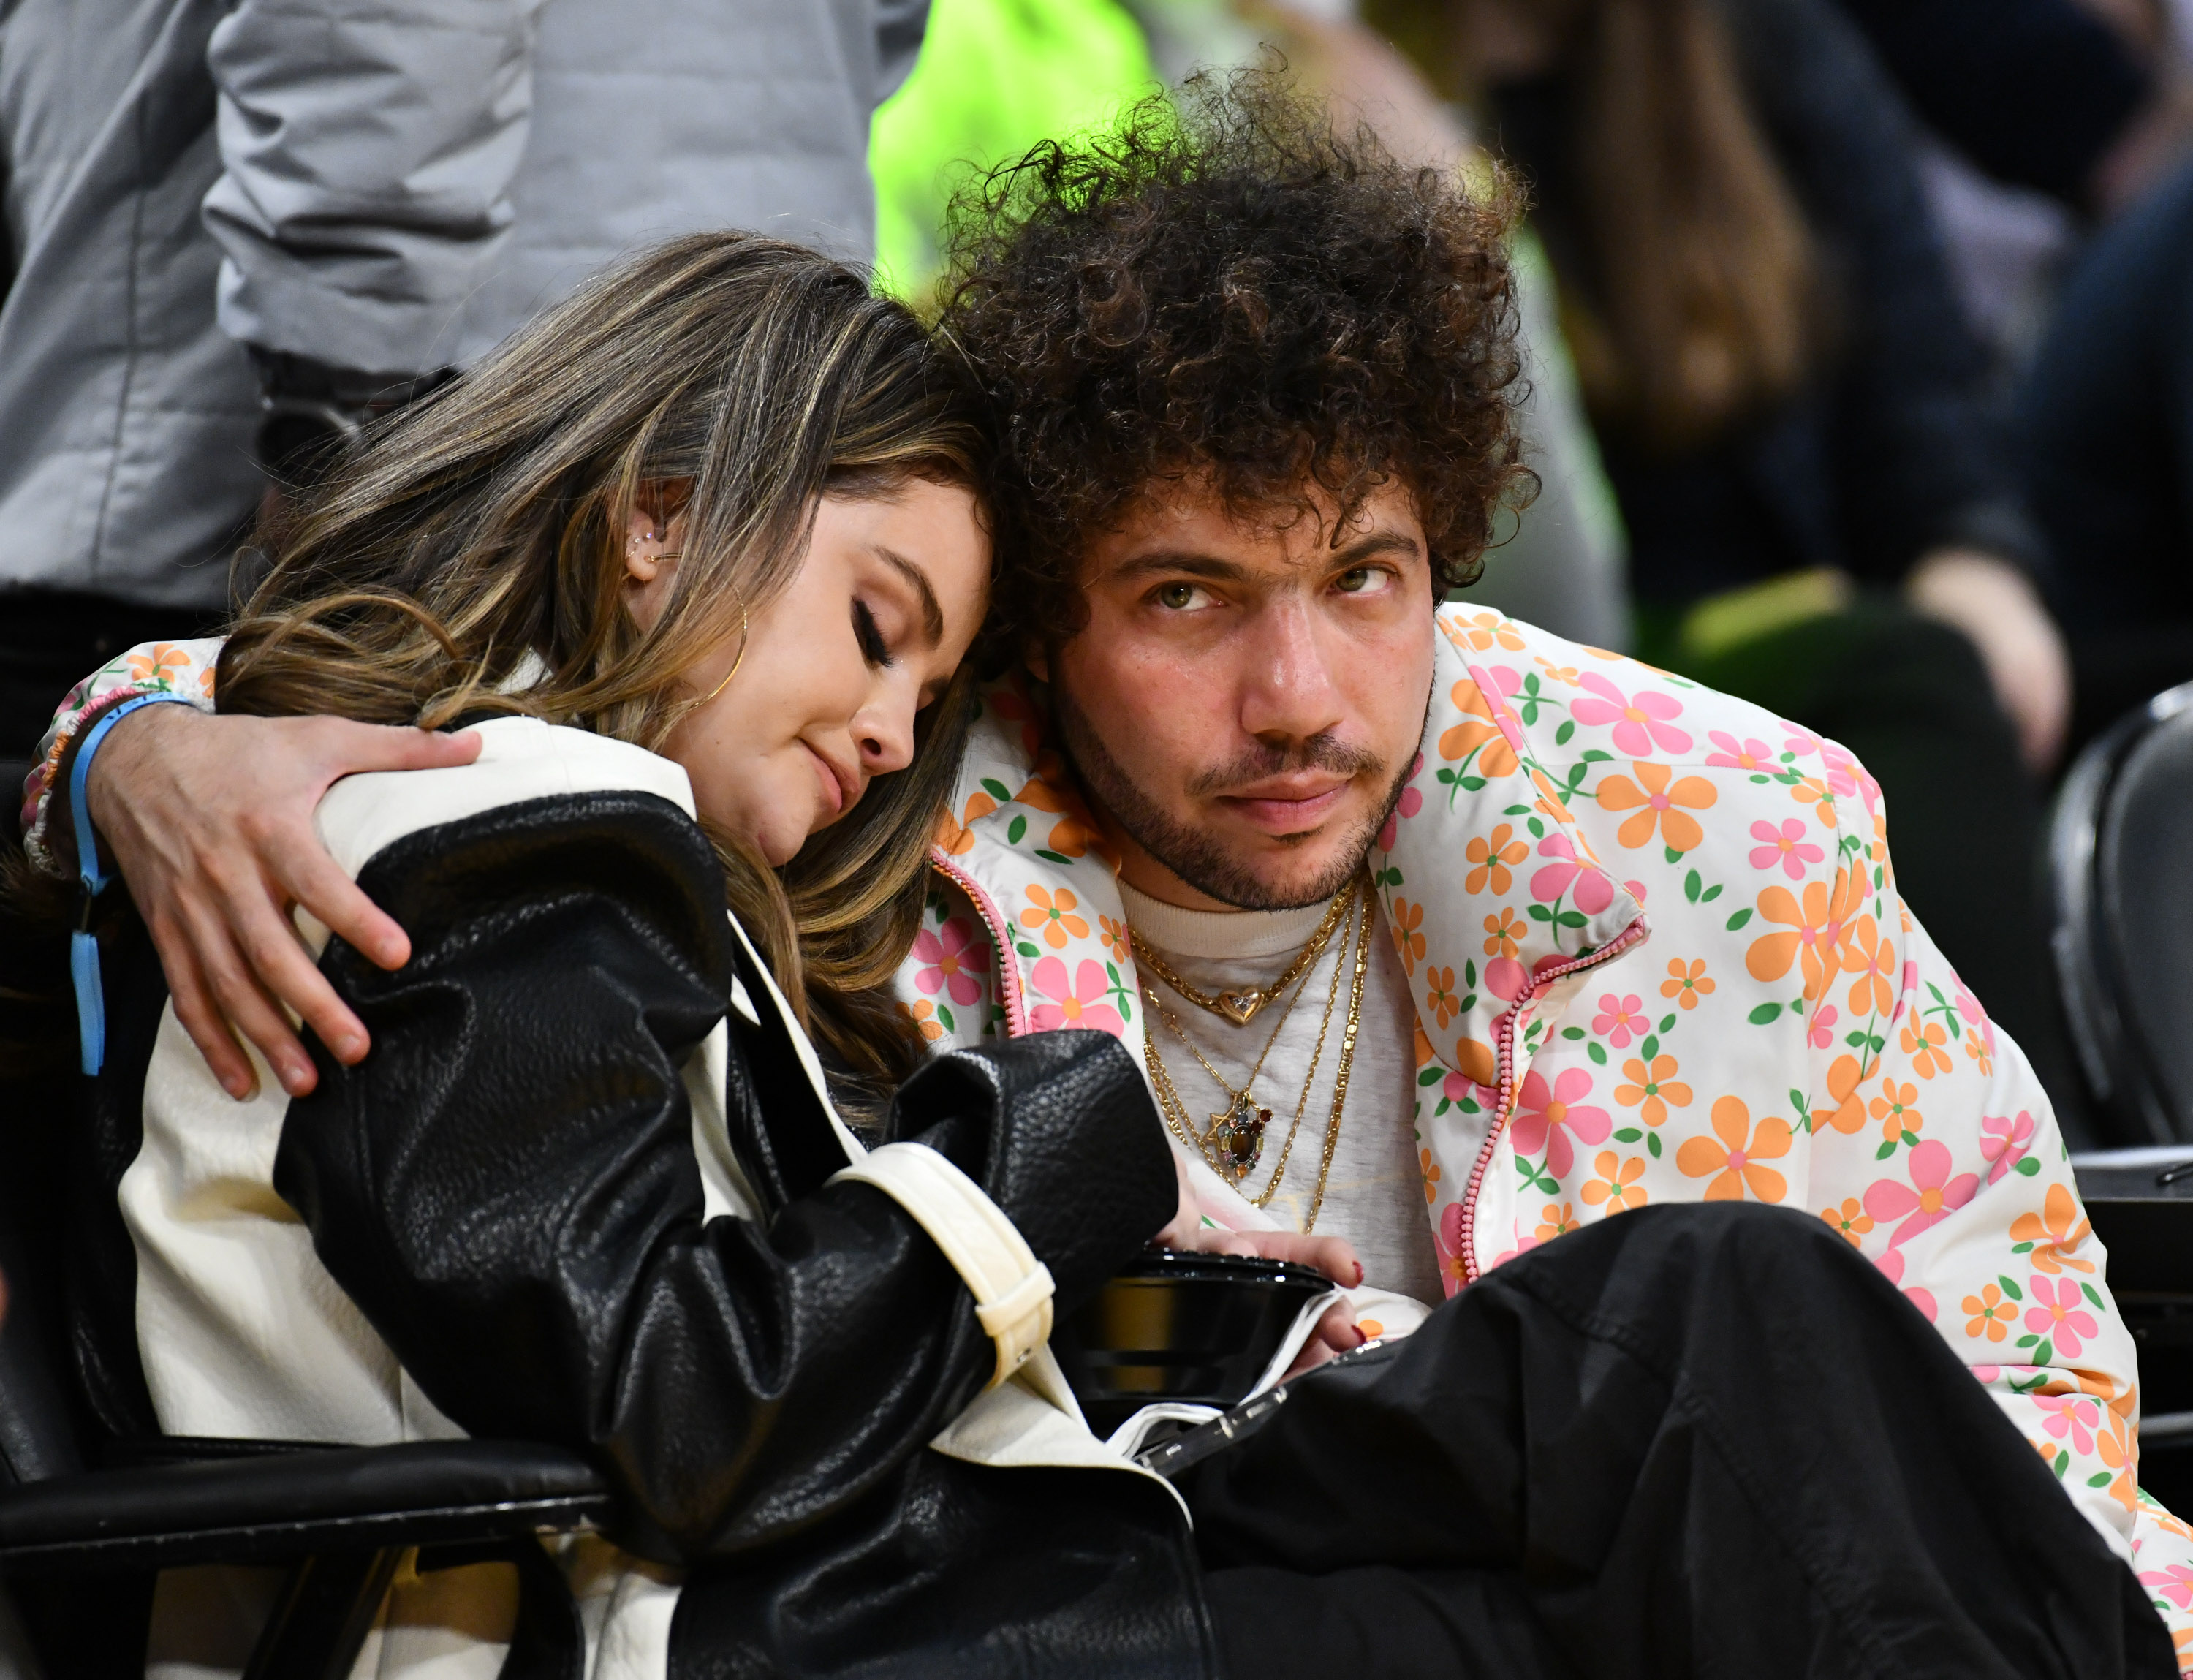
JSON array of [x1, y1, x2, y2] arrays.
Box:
[[314, 718, 700, 887]]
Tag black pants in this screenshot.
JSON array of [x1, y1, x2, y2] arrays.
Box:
[[1193, 1203, 2173, 1680]]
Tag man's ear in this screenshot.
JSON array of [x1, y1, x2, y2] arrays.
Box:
[[1023, 640, 1049, 684]]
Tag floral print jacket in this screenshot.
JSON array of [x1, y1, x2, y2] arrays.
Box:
[[31, 617, 2193, 1660]]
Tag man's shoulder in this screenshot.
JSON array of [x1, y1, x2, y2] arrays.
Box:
[[1433, 603, 1806, 769]]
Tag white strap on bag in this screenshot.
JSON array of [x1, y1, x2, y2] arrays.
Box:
[[829, 1142, 1056, 1390]]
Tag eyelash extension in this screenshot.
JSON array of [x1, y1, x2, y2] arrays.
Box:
[[853, 599, 894, 667]]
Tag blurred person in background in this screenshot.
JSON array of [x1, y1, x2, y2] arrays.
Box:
[[1364, 0, 2091, 1132], [870, 0, 1634, 651], [0, 0, 929, 806], [2019, 154, 2193, 749]]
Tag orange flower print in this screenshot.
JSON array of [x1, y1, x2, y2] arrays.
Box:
[[1098, 915, 1129, 964], [1841, 914, 1897, 1019], [1414, 1021, 1438, 1069], [1900, 1016, 1953, 1079], [1425, 966, 1461, 1029], [1963, 1282, 2018, 1342], [1745, 877, 1852, 1001], [900, 998, 946, 1043], [1443, 610, 1526, 654], [1614, 1053, 1691, 1127], [935, 787, 999, 855], [1392, 898, 1427, 974], [1871, 1078, 1923, 1145], [1676, 1097, 1792, 1203], [1594, 761, 1718, 853], [2095, 1407, 2138, 1518], [1536, 1201, 1580, 1241], [1963, 1026, 1994, 1078], [1420, 1146, 1442, 1205], [1791, 774, 1837, 827], [126, 641, 194, 688], [1437, 680, 1521, 779], [1661, 958, 1713, 1010], [1533, 655, 1581, 686], [1811, 1051, 1875, 1135], [1582, 1151, 1648, 1213], [1019, 885, 1088, 950], [1822, 1197, 1872, 1244], [2009, 1182, 2096, 1275], [1464, 824, 1531, 896], [1482, 907, 1526, 959]]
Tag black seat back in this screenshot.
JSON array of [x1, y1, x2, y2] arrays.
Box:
[[0, 1205, 81, 1488], [2052, 683, 2193, 1145]]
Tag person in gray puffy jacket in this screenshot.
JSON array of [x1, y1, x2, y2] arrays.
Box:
[[0, 0, 928, 777]]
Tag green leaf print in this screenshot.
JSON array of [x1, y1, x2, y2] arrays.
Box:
[[1659, 1013, 1678, 1033], [1587, 1042, 1607, 1065], [1034, 850, 1071, 865], [981, 777, 1012, 803], [1684, 869, 1702, 904], [1614, 1127, 1642, 1143], [1663, 846, 1683, 865], [1646, 1133, 1663, 1159], [1749, 1002, 1782, 1025], [1563, 1026, 1586, 1040], [1700, 884, 1722, 902], [1999, 1276, 2023, 1301], [2014, 1157, 2040, 1176], [1007, 814, 1027, 845], [1726, 908, 1754, 931], [937, 1004, 955, 1032], [2083, 1282, 2108, 1312], [1555, 719, 1575, 746], [1419, 1065, 1444, 1087]]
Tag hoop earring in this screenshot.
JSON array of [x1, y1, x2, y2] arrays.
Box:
[[701, 586, 750, 704]]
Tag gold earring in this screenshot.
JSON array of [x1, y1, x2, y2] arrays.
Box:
[[701, 586, 751, 704]]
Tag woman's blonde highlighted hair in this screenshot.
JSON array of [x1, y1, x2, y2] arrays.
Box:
[[218, 232, 992, 1091]]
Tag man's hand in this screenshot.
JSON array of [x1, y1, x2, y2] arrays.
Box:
[[82, 704, 481, 1100], [1904, 548, 2072, 774], [1154, 1151, 1367, 1378]]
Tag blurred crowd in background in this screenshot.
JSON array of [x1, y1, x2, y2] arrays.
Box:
[[8, 0, 2193, 1146]]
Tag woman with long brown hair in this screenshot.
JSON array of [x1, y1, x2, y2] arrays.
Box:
[[0, 230, 1238, 1675]]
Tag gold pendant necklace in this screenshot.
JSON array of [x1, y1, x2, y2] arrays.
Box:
[[1132, 883, 1352, 1026], [1142, 872, 1372, 1225]]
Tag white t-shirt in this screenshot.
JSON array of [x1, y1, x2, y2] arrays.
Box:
[[1119, 880, 1446, 1307]]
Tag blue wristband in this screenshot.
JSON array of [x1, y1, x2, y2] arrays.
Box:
[[70, 692, 202, 1075]]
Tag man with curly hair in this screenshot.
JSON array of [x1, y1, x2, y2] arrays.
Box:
[[25, 76, 2190, 1679]]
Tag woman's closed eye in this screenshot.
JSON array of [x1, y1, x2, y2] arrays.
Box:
[[852, 599, 895, 667]]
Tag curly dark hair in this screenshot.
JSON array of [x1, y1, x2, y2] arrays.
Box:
[[939, 69, 1534, 656]]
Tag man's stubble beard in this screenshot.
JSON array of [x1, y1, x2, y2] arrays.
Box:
[[1053, 684, 1432, 912]]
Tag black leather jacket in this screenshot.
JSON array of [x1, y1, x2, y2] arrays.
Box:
[[74, 787, 1213, 1677]]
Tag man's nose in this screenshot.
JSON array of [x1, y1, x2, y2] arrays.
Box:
[[1240, 598, 1345, 744]]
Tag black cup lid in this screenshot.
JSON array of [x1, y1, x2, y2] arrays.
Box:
[[1115, 1248, 1332, 1290]]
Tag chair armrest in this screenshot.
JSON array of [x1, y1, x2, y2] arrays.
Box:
[[0, 1439, 610, 1574]]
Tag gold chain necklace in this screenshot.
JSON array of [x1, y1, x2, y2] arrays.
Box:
[[1143, 872, 1374, 1230], [1145, 881, 1353, 1184], [1132, 884, 1352, 1026]]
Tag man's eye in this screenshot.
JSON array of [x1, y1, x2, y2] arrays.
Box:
[[1156, 583, 1210, 611], [1336, 567, 1383, 594]]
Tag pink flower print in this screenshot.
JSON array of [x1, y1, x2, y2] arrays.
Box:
[[909, 917, 990, 1007], [1903, 1287, 1938, 1323], [1530, 833, 1615, 913], [1706, 730, 1776, 771], [1978, 1110, 2036, 1185], [2035, 1392, 2105, 1456], [1860, 1139, 1980, 1247], [2025, 1274, 2099, 1358], [1376, 752, 1426, 850], [1818, 742, 1861, 800], [1749, 817, 1825, 880], [1028, 957, 1126, 1036], [1484, 956, 1529, 1002], [1508, 1067, 1611, 1180], [1781, 724, 1825, 760], [1570, 671, 1692, 757], [2140, 1564, 2193, 1611], [1592, 993, 1646, 1048], [1806, 1002, 1840, 1051]]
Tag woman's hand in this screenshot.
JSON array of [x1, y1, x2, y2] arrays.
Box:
[[82, 703, 481, 1100], [1904, 548, 2072, 774], [1152, 1151, 1367, 1380]]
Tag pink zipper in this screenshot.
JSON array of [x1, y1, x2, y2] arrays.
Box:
[[1455, 916, 1648, 1284], [928, 849, 1032, 1038]]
